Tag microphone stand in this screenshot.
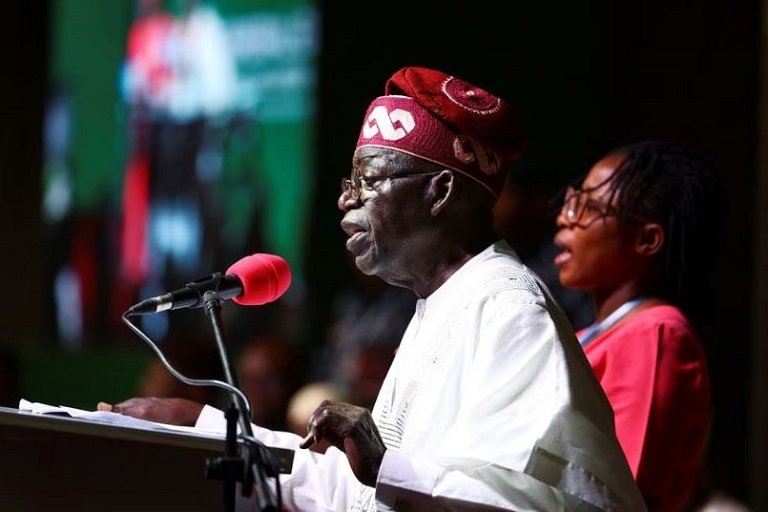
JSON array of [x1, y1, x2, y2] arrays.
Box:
[[202, 290, 277, 512]]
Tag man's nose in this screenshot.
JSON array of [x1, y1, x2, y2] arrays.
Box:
[[338, 188, 360, 211]]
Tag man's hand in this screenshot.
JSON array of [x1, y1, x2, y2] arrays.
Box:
[[299, 400, 385, 487], [97, 397, 204, 426]]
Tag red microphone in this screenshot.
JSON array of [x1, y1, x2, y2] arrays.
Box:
[[227, 253, 292, 306], [126, 253, 292, 315]]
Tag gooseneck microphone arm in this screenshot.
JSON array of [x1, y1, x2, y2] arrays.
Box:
[[122, 253, 290, 511], [201, 291, 277, 512], [120, 298, 281, 511], [120, 311, 253, 418]]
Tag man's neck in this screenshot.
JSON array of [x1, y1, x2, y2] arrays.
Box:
[[409, 250, 478, 298]]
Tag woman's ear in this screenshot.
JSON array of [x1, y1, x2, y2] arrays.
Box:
[[634, 222, 665, 257], [428, 170, 455, 216]]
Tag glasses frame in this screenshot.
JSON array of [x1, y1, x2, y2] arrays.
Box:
[[559, 185, 651, 228], [559, 186, 620, 228], [340, 168, 441, 201]]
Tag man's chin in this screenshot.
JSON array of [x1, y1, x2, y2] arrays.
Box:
[[352, 250, 381, 277], [353, 256, 376, 276]]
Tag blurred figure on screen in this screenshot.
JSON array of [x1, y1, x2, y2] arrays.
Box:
[[119, 0, 238, 341], [119, 0, 175, 285]]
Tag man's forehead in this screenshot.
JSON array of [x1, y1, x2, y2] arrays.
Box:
[[352, 147, 399, 171]]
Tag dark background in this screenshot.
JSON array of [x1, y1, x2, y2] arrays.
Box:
[[0, 0, 764, 508]]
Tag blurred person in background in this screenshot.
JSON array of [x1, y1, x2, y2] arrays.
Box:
[[237, 336, 305, 431], [286, 381, 347, 454]]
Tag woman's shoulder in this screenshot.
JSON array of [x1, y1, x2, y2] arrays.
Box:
[[615, 304, 704, 354], [587, 304, 700, 353], [586, 305, 707, 373], [630, 304, 695, 333]]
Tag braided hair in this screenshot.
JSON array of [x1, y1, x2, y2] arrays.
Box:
[[600, 141, 720, 314]]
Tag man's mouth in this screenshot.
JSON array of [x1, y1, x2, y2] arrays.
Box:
[[345, 230, 369, 254]]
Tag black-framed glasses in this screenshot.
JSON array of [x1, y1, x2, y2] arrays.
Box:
[[340, 168, 441, 201], [559, 186, 618, 227]]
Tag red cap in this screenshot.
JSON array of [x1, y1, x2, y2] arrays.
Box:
[[355, 66, 525, 197]]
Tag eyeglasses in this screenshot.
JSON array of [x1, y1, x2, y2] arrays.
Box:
[[340, 168, 440, 202], [559, 186, 618, 227]]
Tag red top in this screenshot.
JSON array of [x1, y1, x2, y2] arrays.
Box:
[[580, 305, 710, 512]]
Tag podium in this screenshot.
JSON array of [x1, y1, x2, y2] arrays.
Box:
[[0, 406, 293, 511]]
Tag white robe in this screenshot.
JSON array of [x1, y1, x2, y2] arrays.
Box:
[[197, 241, 647, 511]]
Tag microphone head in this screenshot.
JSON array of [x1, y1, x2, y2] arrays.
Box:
[[226, 253, 292, 306]]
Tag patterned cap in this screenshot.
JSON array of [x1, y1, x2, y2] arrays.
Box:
[[355, 66, 525, 197]]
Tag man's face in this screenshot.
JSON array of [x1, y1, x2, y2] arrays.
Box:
[[338, 148, 429, 284]]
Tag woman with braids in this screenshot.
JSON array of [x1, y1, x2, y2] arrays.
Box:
[[553, 140, 718, 511]]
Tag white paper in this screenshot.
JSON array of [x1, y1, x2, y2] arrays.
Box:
[[18, 398, 218, 436]]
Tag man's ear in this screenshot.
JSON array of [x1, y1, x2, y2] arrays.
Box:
[[428, 170, 455, 216], [634, 222, 665, 257]]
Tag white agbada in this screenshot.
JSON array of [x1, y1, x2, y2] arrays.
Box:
[[197, 241, 647, 511]]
